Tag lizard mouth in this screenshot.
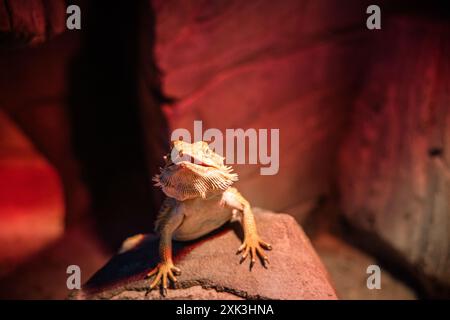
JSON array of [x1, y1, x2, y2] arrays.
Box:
[[194, 160, 219, 169], [172, 156, 221, 170]]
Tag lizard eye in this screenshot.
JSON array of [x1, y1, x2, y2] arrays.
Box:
[[178, 150, 183, 157]]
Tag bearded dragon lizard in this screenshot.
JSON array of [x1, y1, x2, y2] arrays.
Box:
[[146, 140, 272, 295]]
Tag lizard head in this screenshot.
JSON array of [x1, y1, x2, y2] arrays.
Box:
[[153, 140, 238, 201]]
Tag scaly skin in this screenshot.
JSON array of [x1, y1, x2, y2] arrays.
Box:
[[146, 141, 272, 295], [225, 188, 272, 267]]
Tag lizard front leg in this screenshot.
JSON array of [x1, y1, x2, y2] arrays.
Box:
[[223, 188, 272, 268], [146, 203, 184, 296]]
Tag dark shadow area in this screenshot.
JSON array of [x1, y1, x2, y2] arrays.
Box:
[[68, 1, 168, 249], [386, 0, 450, 20], [0, 224, 109, 300]]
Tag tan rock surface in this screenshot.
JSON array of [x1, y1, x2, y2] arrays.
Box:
[[73, 209, 337, 300]]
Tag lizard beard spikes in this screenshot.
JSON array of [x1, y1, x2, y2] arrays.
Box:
[[153, 163, 238, 201]]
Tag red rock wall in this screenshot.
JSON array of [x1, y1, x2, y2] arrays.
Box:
[[0, 0, 66, 46], [339, 17, 450, 293], [152, 0, 372, 221]]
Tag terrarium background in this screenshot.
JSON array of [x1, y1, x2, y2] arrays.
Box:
[[0, 0, 449, 299]]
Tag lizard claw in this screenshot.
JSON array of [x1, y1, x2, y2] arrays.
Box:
[[237, 237, 271, 269], [146, 261, 180, 295]]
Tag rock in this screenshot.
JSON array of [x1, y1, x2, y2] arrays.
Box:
[[313, 234, 417, 300], [150, 0, 373, 222], [0, 0, 66, 46], [338, 17, 450, 296], [0, 225, 109, 299], [72, 209, 337, 300]]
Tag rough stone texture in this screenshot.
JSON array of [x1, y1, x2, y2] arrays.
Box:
[[313, 234, 417, 300], [151, 0, 374, 222], [0, 0, 66, 46], [72, 209, 337, 300], [338, 18, 450, 295]]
